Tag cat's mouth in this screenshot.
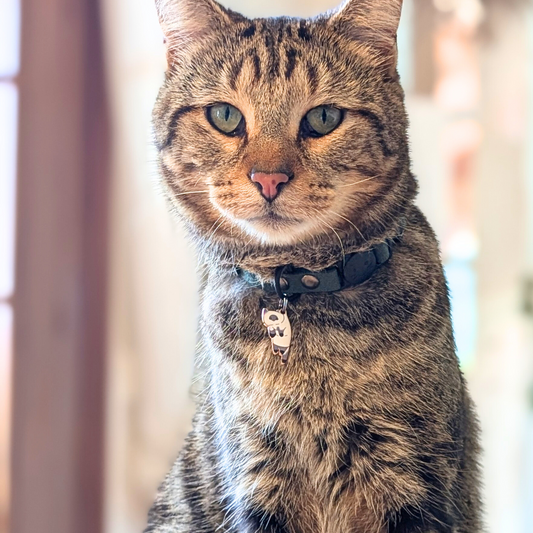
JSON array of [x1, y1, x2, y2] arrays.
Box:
[[250, 212, 299, 223]]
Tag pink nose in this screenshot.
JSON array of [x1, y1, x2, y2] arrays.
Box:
[[251, 172, 290, 201]]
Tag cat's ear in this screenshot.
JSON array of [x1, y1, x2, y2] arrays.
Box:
[[155, 0, 243, 65], [329, 0, 403, 69]]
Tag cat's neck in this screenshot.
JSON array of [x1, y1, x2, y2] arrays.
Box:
[[195, 209, 410, 282]]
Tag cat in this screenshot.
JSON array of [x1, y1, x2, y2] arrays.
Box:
[[145, 0, 483, 531]]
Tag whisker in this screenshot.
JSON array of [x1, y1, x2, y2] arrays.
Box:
[[193, 174, 205, 187], [207, 215, 225, 241], [206, 215, 223, 236], [317, 215, 346, 264], [330, 211, 366, 241], [338, 175, 381, 188], [173, 190, 210, 197]]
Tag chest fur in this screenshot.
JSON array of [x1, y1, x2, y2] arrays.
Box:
[[201, 278, 433, 532]]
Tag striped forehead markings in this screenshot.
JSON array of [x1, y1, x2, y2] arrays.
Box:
[[242, 24, 256, 38], [297, 20, 312, 41], [229, 56, 245, 91], [285, 48, 298, 80], [251, 51, 261, 82], [306, 63, 319, 94], [263, 29, 280, 79], [227, 22, 319, 89]]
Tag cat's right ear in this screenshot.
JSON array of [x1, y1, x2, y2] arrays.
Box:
[[155, 0, 242, 66]]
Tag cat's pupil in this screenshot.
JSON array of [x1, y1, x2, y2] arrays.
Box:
[[322, 108, 327, 124], [225, 106, 230, 121]]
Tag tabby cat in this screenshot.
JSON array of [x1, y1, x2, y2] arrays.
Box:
[[145, 0, 482, 531]]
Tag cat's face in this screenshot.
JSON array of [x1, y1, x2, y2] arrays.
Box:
[[154, 0, 411, 246]]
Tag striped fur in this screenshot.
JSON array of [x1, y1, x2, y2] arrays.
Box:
[[146, 0, 483, 531]]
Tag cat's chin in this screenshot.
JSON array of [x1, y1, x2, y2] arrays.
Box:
[[231, 215, 321, 246]]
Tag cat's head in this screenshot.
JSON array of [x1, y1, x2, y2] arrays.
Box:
[[153, 0, 415, 247]]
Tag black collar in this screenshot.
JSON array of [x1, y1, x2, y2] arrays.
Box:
[[239, 225, 404, 299]]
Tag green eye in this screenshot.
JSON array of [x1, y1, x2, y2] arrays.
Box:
[[207, 103, 244, 135], [303, 106, 343, 137]]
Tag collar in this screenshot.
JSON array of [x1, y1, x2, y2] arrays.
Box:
[[239, 223, 404, 299]]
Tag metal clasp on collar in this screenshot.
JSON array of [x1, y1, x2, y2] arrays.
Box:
[[274, 264, 343, 298]]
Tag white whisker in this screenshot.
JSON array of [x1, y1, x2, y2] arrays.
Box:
[[207, 215, 225, 241], [330, 211, 366, 241], [173, 189, 210, 197], [339, 175, 381, 188], [317, 215, 346, 263]]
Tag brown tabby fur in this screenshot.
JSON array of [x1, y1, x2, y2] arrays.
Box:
[[145, 0, 483, 531]]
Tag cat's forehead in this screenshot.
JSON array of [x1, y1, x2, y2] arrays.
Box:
[[229, 19, 323, 91], [175, 17, 370, 114]]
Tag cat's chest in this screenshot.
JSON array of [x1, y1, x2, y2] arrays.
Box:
[[204, 283, 397, 532], [202, 280, 388, 415]]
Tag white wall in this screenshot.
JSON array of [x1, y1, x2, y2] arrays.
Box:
[[102, 1, 197, 531]]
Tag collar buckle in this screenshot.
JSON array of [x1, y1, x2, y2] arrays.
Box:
[[275, 264, 343, 298]]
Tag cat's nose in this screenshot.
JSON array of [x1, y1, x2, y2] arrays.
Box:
[[250, 172, 290, 202]]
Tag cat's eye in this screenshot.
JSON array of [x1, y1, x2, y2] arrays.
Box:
[[206, 103, 244, 135], [302, 106, 343, 137]]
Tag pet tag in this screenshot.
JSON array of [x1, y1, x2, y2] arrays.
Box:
[[261, 298, 292, 364]]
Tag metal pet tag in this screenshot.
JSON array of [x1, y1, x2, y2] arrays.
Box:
[[261, 299, 292, 364]]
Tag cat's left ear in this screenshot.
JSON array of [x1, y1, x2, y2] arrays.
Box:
[[329, 0, 403, 70], [156, 0, 244, 65]]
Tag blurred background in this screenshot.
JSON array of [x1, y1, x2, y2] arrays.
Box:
[[1, 0, 533, 531]]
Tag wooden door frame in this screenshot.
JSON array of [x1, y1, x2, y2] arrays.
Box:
[[10, 0, 110, 532]]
